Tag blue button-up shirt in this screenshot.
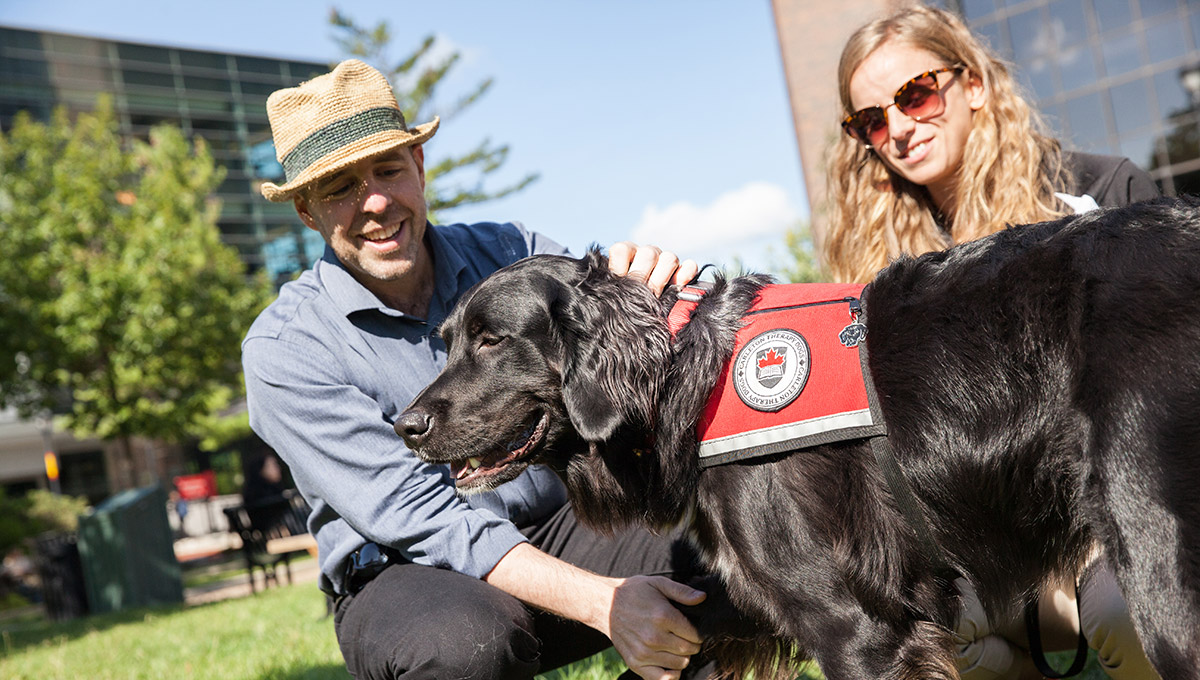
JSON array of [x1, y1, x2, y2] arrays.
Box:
[[242, 221, 569, 594]]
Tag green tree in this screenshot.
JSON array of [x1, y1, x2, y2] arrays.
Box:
[[0, 489, 89, 555], [329, 8, 538, 220], [776, 220, 825, 283], [0, 99, 274, 488]]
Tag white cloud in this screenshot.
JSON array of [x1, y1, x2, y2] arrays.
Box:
[[630, 182, 800, 273]]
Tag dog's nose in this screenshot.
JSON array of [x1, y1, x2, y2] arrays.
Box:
[[395, 409, 433, 449]]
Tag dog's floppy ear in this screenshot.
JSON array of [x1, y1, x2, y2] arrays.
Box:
[[554, 249, 672, 442]]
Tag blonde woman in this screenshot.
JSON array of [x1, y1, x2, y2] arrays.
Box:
[[824, 5, 1157, 284], [824, 6, 1159, 680]]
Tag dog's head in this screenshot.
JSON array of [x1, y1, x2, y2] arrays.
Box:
[[396, 249, 674, 497]]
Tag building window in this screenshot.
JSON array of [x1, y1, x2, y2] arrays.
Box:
[[116, 43, 171, 66], [964, 0, 1200, 195]]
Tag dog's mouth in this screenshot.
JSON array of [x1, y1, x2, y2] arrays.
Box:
[[451, 411, 550, 490]]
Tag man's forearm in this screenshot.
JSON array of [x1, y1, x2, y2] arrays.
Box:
[[483, 541, 705, 680], [484, 541, 616, 634]]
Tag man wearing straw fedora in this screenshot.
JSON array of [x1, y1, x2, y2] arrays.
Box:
[[243, 59, 715, 680]]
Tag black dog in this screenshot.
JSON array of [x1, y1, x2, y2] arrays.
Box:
[[398, 196, 1200, 679]]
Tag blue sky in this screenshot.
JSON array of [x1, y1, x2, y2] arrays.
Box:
[[0, 0, 809, 274]]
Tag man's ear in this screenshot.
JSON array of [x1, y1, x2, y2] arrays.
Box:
[[410, 144, 426, 192], [294, 195, 319, 232]]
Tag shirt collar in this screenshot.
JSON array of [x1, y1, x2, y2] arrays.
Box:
[[315, 223, 470, 325]]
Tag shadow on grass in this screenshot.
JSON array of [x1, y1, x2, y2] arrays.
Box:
[[0, 600, 194, 655]]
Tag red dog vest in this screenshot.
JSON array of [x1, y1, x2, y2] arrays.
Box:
[[668, 283, 886, 468]]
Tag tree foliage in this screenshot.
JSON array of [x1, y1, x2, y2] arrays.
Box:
[[0, 99, 274, 484], [777, 220, 825, 283], [0, 489, 90, 555], [329, 8, 538, 220]]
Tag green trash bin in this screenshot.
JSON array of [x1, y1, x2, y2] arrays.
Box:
[[77, 485, 184, 614]]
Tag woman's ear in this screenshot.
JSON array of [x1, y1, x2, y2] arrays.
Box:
[[965, 68, 987, 112]]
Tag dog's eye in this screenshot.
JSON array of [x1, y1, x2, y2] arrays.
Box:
[[479, 335, 505, 349]]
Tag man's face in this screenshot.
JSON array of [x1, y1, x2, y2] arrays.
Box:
[[294, 145, 429, 289]]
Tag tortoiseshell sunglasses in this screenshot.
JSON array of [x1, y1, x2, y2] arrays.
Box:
[[842, 66, 964, 148]]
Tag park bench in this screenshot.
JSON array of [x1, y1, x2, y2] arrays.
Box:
[[222, 489, 313, 594]]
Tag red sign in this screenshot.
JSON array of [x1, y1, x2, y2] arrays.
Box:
[[174, 470, 217, 500]]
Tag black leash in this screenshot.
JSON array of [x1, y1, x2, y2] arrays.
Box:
[[1025, 580, 1090, 678]]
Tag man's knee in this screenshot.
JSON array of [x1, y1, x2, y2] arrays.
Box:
[[336, 563, 543, 679], [388, 605, 541, 680]]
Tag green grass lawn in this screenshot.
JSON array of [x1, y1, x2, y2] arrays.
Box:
[[0, 581, 688, 680], [0, 575, 1106, 680]]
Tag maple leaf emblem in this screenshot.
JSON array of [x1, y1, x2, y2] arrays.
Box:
[[758, 348, 785, 369]]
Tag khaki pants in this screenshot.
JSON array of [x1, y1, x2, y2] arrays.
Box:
[[953, 564, 1160, 680]]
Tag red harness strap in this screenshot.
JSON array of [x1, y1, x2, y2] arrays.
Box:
[[667, 284, 708, 339], [667, 283, 885, 468]]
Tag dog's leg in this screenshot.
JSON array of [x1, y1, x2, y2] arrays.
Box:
[[1082, 404, 1200, 679], [1093, 479, 1200, 678]]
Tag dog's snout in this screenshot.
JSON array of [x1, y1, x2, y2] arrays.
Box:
[[396, 409, 434, 449]]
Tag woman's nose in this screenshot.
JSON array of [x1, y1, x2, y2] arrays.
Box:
[[886, 104, 916, 141]]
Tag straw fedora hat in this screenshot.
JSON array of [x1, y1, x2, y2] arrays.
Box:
[[260, 59, 439, 202]]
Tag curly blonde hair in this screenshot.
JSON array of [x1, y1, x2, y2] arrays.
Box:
[[823, 5, 1069, 283]]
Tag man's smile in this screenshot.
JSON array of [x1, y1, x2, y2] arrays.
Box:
[[360, 220, 405, 248]]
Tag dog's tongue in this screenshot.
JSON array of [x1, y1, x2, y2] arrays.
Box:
[[450, 455, 493, 485], [451, 457, 483, 481]]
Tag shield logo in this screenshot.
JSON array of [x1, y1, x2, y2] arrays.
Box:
[[755, 346, 787, 388], [733, 329, 810, 412]]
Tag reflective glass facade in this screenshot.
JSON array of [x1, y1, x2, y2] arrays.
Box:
[[0, 27, 327, 282], [960, 0, 1200, 196]]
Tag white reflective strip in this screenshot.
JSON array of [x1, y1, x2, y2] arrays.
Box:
[[697, 408, 876, 458]]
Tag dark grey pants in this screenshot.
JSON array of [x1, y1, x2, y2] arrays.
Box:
[[333, 502, 712, 680]]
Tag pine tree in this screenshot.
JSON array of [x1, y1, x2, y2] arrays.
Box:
[[329, 9, 538, 220]]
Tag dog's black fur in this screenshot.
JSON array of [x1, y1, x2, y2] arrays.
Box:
[[398, 196, 1200, 679]]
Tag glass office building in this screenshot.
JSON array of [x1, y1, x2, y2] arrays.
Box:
[[0, 26, 327, 282], [960, 0, 1200, 196]]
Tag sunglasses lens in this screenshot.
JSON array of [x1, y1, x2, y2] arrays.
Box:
[[847, 108, 888, 147], [845, 69, 955, 147], [896, 75, 943, 120]]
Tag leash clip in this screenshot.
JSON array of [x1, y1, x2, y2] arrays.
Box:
[[839, 298, 868, 348]]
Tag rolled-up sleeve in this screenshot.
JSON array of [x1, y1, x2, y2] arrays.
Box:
[[242, 222, 572, 593], [244, 332, 529, 579]]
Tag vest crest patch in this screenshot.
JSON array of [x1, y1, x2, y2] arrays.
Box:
[[668, 282, 887, 468], [733, 329, 810, 412]]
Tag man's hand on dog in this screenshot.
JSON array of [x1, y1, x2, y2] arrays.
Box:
[[609, 575, 706, 680], [608, 242, 700, 297]]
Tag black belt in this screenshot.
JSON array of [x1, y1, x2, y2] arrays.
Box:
[[342, 542, 399, 596]]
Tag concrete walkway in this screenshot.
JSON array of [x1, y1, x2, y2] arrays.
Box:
[[176, 532, 322, 606]]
